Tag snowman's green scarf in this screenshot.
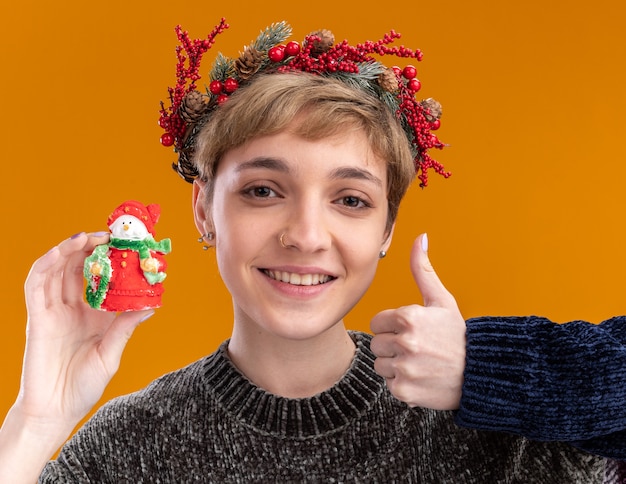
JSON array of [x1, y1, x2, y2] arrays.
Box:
[[84, 236, 172, 309]]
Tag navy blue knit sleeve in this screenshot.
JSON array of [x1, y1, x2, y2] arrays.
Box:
[[455, 315, 626, 459]]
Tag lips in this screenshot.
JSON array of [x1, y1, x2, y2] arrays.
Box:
[[262, 269, 335, 286]]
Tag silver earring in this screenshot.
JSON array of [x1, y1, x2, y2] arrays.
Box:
[[198, 232, 215, 250], [379, 250, 387, 259]]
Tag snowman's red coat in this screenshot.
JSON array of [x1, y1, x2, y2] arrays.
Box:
[[100, 247, 167, 311]]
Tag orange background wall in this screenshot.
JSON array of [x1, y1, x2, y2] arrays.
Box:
[[2, 0, 625, 427]]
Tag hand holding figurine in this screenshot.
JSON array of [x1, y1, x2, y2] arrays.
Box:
[[0, 233, 154, 482], [0, 200, 171, 481]]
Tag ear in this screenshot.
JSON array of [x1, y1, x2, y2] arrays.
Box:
[[381, 223, 395, 253], [192, 180, 214, 238]]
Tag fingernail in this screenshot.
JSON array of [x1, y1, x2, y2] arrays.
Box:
[[70, 232, 85, 239], [138, 311, 155, 323], [93, 231, 109, 237], [421, 233, 429, 252]]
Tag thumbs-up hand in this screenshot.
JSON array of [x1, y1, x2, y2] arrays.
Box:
[[370, 234, 466, 410]]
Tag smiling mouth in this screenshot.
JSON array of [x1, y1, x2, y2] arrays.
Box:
[[262, 270, 335, 286]]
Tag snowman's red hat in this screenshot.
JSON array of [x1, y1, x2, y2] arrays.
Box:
[[107, 200, 161, 236]]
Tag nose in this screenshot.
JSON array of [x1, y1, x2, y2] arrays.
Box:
[[123, 224, 129, 231], [283, 198, 332, 253]]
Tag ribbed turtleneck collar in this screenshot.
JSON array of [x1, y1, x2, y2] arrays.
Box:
[[201, 331, 384, 438]]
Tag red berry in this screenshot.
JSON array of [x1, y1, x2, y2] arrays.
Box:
[[402, 65, 417, 79], [217, 94, 229, 104], [160, 132, 175, 147], [392, 66, 401, 76], [224, 78, 239, 93], [285, 41, 300, 56], [209, 80, 223, 94], [268, 45, 286, 62], [407, 79, 421, 92], [158, 116, 168, 129], [429, 119, 441, 130]]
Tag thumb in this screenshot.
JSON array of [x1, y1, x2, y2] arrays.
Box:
[[411, 233, 454, 307], [99, 310, 154, 374]]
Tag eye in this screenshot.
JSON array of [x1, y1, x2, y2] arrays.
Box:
[[339, 195, 370, 209], [253, 186, 273, 197], [243, 185, 278, 199]]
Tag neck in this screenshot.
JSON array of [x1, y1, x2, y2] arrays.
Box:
[[227, 321, 356, 399]]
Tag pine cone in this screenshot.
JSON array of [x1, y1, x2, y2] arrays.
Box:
[[173, 150, 199, 183], [179, 90, 208, 124], [378, 68, 400, 93], [419, 98, 442, 122], [306, 29, 335, 54], [234, 46, 264, 80]]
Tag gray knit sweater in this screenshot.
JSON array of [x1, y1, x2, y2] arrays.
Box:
[[40, 332, 605, 483]]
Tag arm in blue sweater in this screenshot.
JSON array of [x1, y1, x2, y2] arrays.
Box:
[[456, 315, 626, 459]]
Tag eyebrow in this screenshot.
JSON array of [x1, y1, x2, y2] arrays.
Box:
[[235, 156, 383, 187], [329, 166, 383, 188], [235, 157, 290, 173]]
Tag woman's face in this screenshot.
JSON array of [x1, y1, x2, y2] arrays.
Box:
[[194, 127, 393, 341]]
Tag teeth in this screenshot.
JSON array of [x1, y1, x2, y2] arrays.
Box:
[[264, 270, 331, 286]]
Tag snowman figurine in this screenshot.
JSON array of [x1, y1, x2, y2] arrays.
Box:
[[84, 200, 172, 311]]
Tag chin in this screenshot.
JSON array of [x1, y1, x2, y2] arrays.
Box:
[[259, 314, 347, 342]]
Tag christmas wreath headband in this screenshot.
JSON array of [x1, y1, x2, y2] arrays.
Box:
[[159, 18, 449, 188]]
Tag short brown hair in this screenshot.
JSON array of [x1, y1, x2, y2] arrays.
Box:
[[193, 72, 415, 229]]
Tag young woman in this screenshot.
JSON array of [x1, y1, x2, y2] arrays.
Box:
[[0, 20, 621, 482]]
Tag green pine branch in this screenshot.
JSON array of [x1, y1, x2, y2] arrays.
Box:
[[209, 52, 234, 82], [252, 21, 292, 51]]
